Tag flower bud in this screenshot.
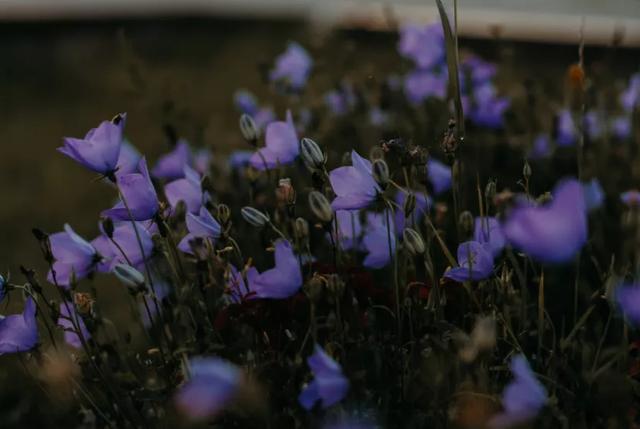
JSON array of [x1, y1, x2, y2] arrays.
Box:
[[241, 206, 270, 227], [217, 204, 231, 225], [101, 217, 114, 239], [403, 228, 425, 255], [403, 193, 416, 218], [484, 180, 496, 201], [308, 191, 333, 223], [372, 158, 390, 188], [523, 160, 532, 180], [294, 217, 309, 241], [113, 264, 145, 289], [276, 178, 296, 205], [300, 137, 325, 171], [239, 114, 260, 145], [73, 292, 94, 314], [458, 210, 474, 237]]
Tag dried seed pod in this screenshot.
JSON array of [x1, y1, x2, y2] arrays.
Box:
[[308, 191, 333, 223], [241, 206, 270, 227], [239, 114, 260, 145], [403, 228, 425, 255], [300, 137, 325, 171], [372, 158, 390, 188]]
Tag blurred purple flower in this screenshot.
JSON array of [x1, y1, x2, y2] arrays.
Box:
[[404, 70, 447, 105], [394, 191, 431, 233], [582, 178, 604, 212], [620, 73, 640, 112], [116, 140, 142, 176], [194, 148, 212, 175], [325, 90, 349, 116], [58, 301, 90, 349], [249, 110, 299, 170], [363, 211, 396, 269], [270, 42, 313, 91], [332, 210, 363, 251], [0, 297, 38, 355], [612, 116, 632, 140], [228, 150, 254, 170], [103, 158, 159, 221], [621, 190, 640, 206], [502, 179, 587, 263], [299, 344, 349, 410], [59, 114, 126, 175], [178, 207, 222, 254], [250, 239, 302, 299], [444, 241, 494, 282], [473, 217, 506, 257], [369, 107, 389, 127], [151, 140, 192, 180], [489, 355, 547, 428], [469, 84, 509, 129], [528, 134, 552, 160], [233, 89, 259, 115], [616, 283, 640, 325], [254, 107, 277, 130], [397, 23, 445, 69], [47, 224, 98, 288], [426, 158, 452, 195], [165, 166, 205, 214], [175, 357, 241, 420], [556, 109, 577, 147], [584, 110, 603, 140], [329, 150, 380, 210], [463, 55, 497, 84]]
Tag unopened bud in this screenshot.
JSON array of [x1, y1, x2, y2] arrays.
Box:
[[403, 193, 416, 218], [241, 206, 270, 227], [308, 191, 333, 223], [372, 158, 390, 188], [111, 113, 126, 126], [239, 114, 260, 145], [113, 264, 145, 289], [276, 178, 296, 205], [458, 210, 474, 237], [485, 180, 496, 200], [101, 217, 114, 239], [294, 217, 309, 240], [403, 228, 425, 255], [523, 160, 532, 180], [300, 137, 325, 171], [217, 204, 231, 225]]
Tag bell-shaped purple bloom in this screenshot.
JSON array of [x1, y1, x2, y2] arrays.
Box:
[[270, 42, 313, 91], [556, 109, 577, 147], [502, 179, 587, 263], [103, 157, 159, 221], [474, 217, 506, 257], [249, 110, 299, 170], [58, 301, 90, 349], [152, 141, 192, 180], [47, 224, 99, 288], [444, 241, 494, 282], [110, 222, 154, 269], [329, 150, 380, 210], [404, 70, 447, 105], [363, 211, 396, 269], [0, 297, 38, 354], [616, 283, 640, 325], [228, 150, 254, 170], [165, 166, 205, 214], [469, 84, 510, 129], [58, 114, 125, 175], [194, 148, 212, 175], [332, 210, 363, 251], [462, 55, 497, 84], [298, 344, 349, 410], [612, 116, 632, 140], [397, 23, 445, 69], [584, 110, 603, 140], [233, 89, 259, 115], [175, 357, 241, 420], [620, 73, 640, 112], [489, 355, 547, 428], [116, 140, 142, 176], [426, 158, 452, 195], [583, 178, 604, 212], [394, 191, 432, 233], [254, 107, 277, 131], [178, 207, 222, 254], [528, 134, 552, 160], [91, 234, 116, 273], [250, 240, 302, 299], [621, 190, 640, 207]]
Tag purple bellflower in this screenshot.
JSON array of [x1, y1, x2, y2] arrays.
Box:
[[58, 301, 90, 349], [298, 344, 350, 410], [175, 357, 241, 420], [102, 157, 159, 221], [47, 224, 99, 287], [165, 166, 206, 214], [58, 114, 126, 176], [502, 179, 587, 263], [110, 222, 154, 269], [270, 42, 313, 91], [115, 139, 142, 177], [332, 210, 363, 251], [194, 148, 212, 175], [233, 89, 259, 115], [528, 134, 552, 160], [0, 297, 38, 354], [178, 207, 222, 254], [584, 110, 603, 140], [621, 73, 640, 112], [616, 283, 640, 325], [151, 140, 192, 180], [363, 211, 396, 269], [228, 150, 254, 170], [329, 150, 380, 210], [489, 355, 547, 428], [249, 239, 302, 299], [404, 70, 447, 105], [426, 158, 452, 195], [397, 23, 445, 69], [444, 241, 494, 282], [583, 178, 605, 212], [612, 116, 632, 140], [556, 109, 577, 147], [621, 190, 640, 207], [249, 110, 299, 171], [468, 83, 510, 129], [462, 55, 497, 84], [473, 217, 506, 257]]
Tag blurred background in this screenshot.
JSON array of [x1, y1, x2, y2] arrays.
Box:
[[0, 0, 638, 277]]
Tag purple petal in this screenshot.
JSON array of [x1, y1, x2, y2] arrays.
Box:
[[58, 118, 124, 174], [252, 240, 302, 299], [58, 301, 90, 349], [473, 217, 506, 257], [104, 158, 159, 221], [165, 178, 203, 214], [151, 141, 192, 180], [616, 283, 640, 325], [0, 298, 38, 354], [427, 158, 452, 195]]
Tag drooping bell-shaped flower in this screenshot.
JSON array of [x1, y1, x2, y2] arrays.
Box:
[[489, 355, 547, 428], [270, 42, 313, 91], [47, 224, 99, 287], [115, 140, 142, 176], [397, 23, 445, 69], [178, 207, 222, 254], [473, 217, 505, 257], [165, 166, 206, 214], [249, 240, 302, 299], [58, 301, 90, 349], [502, 179, 587, 263], [615, 283, 640, 325], [175, 357, 241, 420], [249, 110, 299, 170], [426, 158, 452, 195], [102, 157, 159, 221], [233, 89, 259, 115], [298, 344, 349, 410], [363, 211, 396, 269], [329, 151, 380, 210], [404, 70, 447, 105], [58, 114, 126, 175], [0, 297, 38, 354], [444, 241, 494, 282], [151, 140, 193, 180], [109, 222, 154, 269]]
